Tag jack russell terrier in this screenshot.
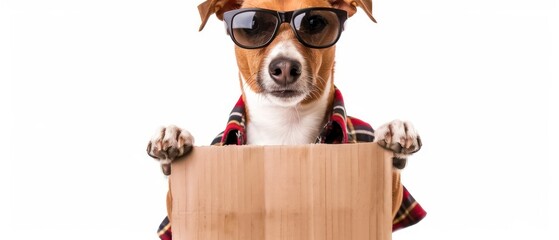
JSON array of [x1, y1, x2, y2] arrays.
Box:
[[147, 0, 426, 239]]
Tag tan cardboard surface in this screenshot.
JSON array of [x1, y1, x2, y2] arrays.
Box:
[[170, 143, 392, 240]]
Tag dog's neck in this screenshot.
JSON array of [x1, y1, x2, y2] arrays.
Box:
[[242, 79, 333, 145]]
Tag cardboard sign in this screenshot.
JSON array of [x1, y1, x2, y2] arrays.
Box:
[[170, 143, 392, 240]]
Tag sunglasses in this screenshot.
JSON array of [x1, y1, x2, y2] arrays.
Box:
[[223, 7, 348, 49]]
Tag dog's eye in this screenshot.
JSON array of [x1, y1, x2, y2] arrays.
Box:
[[301, 15, 328, 34], [231, 11, 279, 47]]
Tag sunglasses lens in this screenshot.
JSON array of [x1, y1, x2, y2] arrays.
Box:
[[293, 10, 342, 48], [231, 11, 278, 48]]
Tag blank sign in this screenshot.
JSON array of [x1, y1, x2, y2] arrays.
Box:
[[170, 143, 392, 240]]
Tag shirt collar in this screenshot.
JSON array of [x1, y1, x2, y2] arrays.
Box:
[[219, 87, 353, 145]]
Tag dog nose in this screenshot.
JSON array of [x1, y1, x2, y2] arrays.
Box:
[[269, 58, 302, 85]]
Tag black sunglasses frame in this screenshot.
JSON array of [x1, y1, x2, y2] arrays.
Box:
[[223, 7, 348, 49]]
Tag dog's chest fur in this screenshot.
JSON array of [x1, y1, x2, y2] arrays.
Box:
[[244, 81, 333, 145]]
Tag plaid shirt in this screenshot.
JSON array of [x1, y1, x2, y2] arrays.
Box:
[[158, 88, 426, 239]]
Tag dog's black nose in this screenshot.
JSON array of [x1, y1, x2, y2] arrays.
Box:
[[269, 58, 302, 85]]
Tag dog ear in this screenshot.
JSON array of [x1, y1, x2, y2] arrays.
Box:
[[198, 0, 243, 31], [331, 0, 376, 23]]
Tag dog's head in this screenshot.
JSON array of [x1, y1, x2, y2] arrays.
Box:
[[198, 0, 375, 108]]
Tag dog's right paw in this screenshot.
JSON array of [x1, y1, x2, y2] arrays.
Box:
[[146, 125, 194, 175]]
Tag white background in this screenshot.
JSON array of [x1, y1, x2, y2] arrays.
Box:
[[2, 0, 557, 239]]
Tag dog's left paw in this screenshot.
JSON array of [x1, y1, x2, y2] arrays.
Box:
[[374, 120, 422, 158]]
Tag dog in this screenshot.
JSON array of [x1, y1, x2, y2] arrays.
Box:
[[147, 0, 426, 238]]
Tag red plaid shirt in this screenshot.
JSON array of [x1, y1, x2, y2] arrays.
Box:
[[157, 88, 426, 239]]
